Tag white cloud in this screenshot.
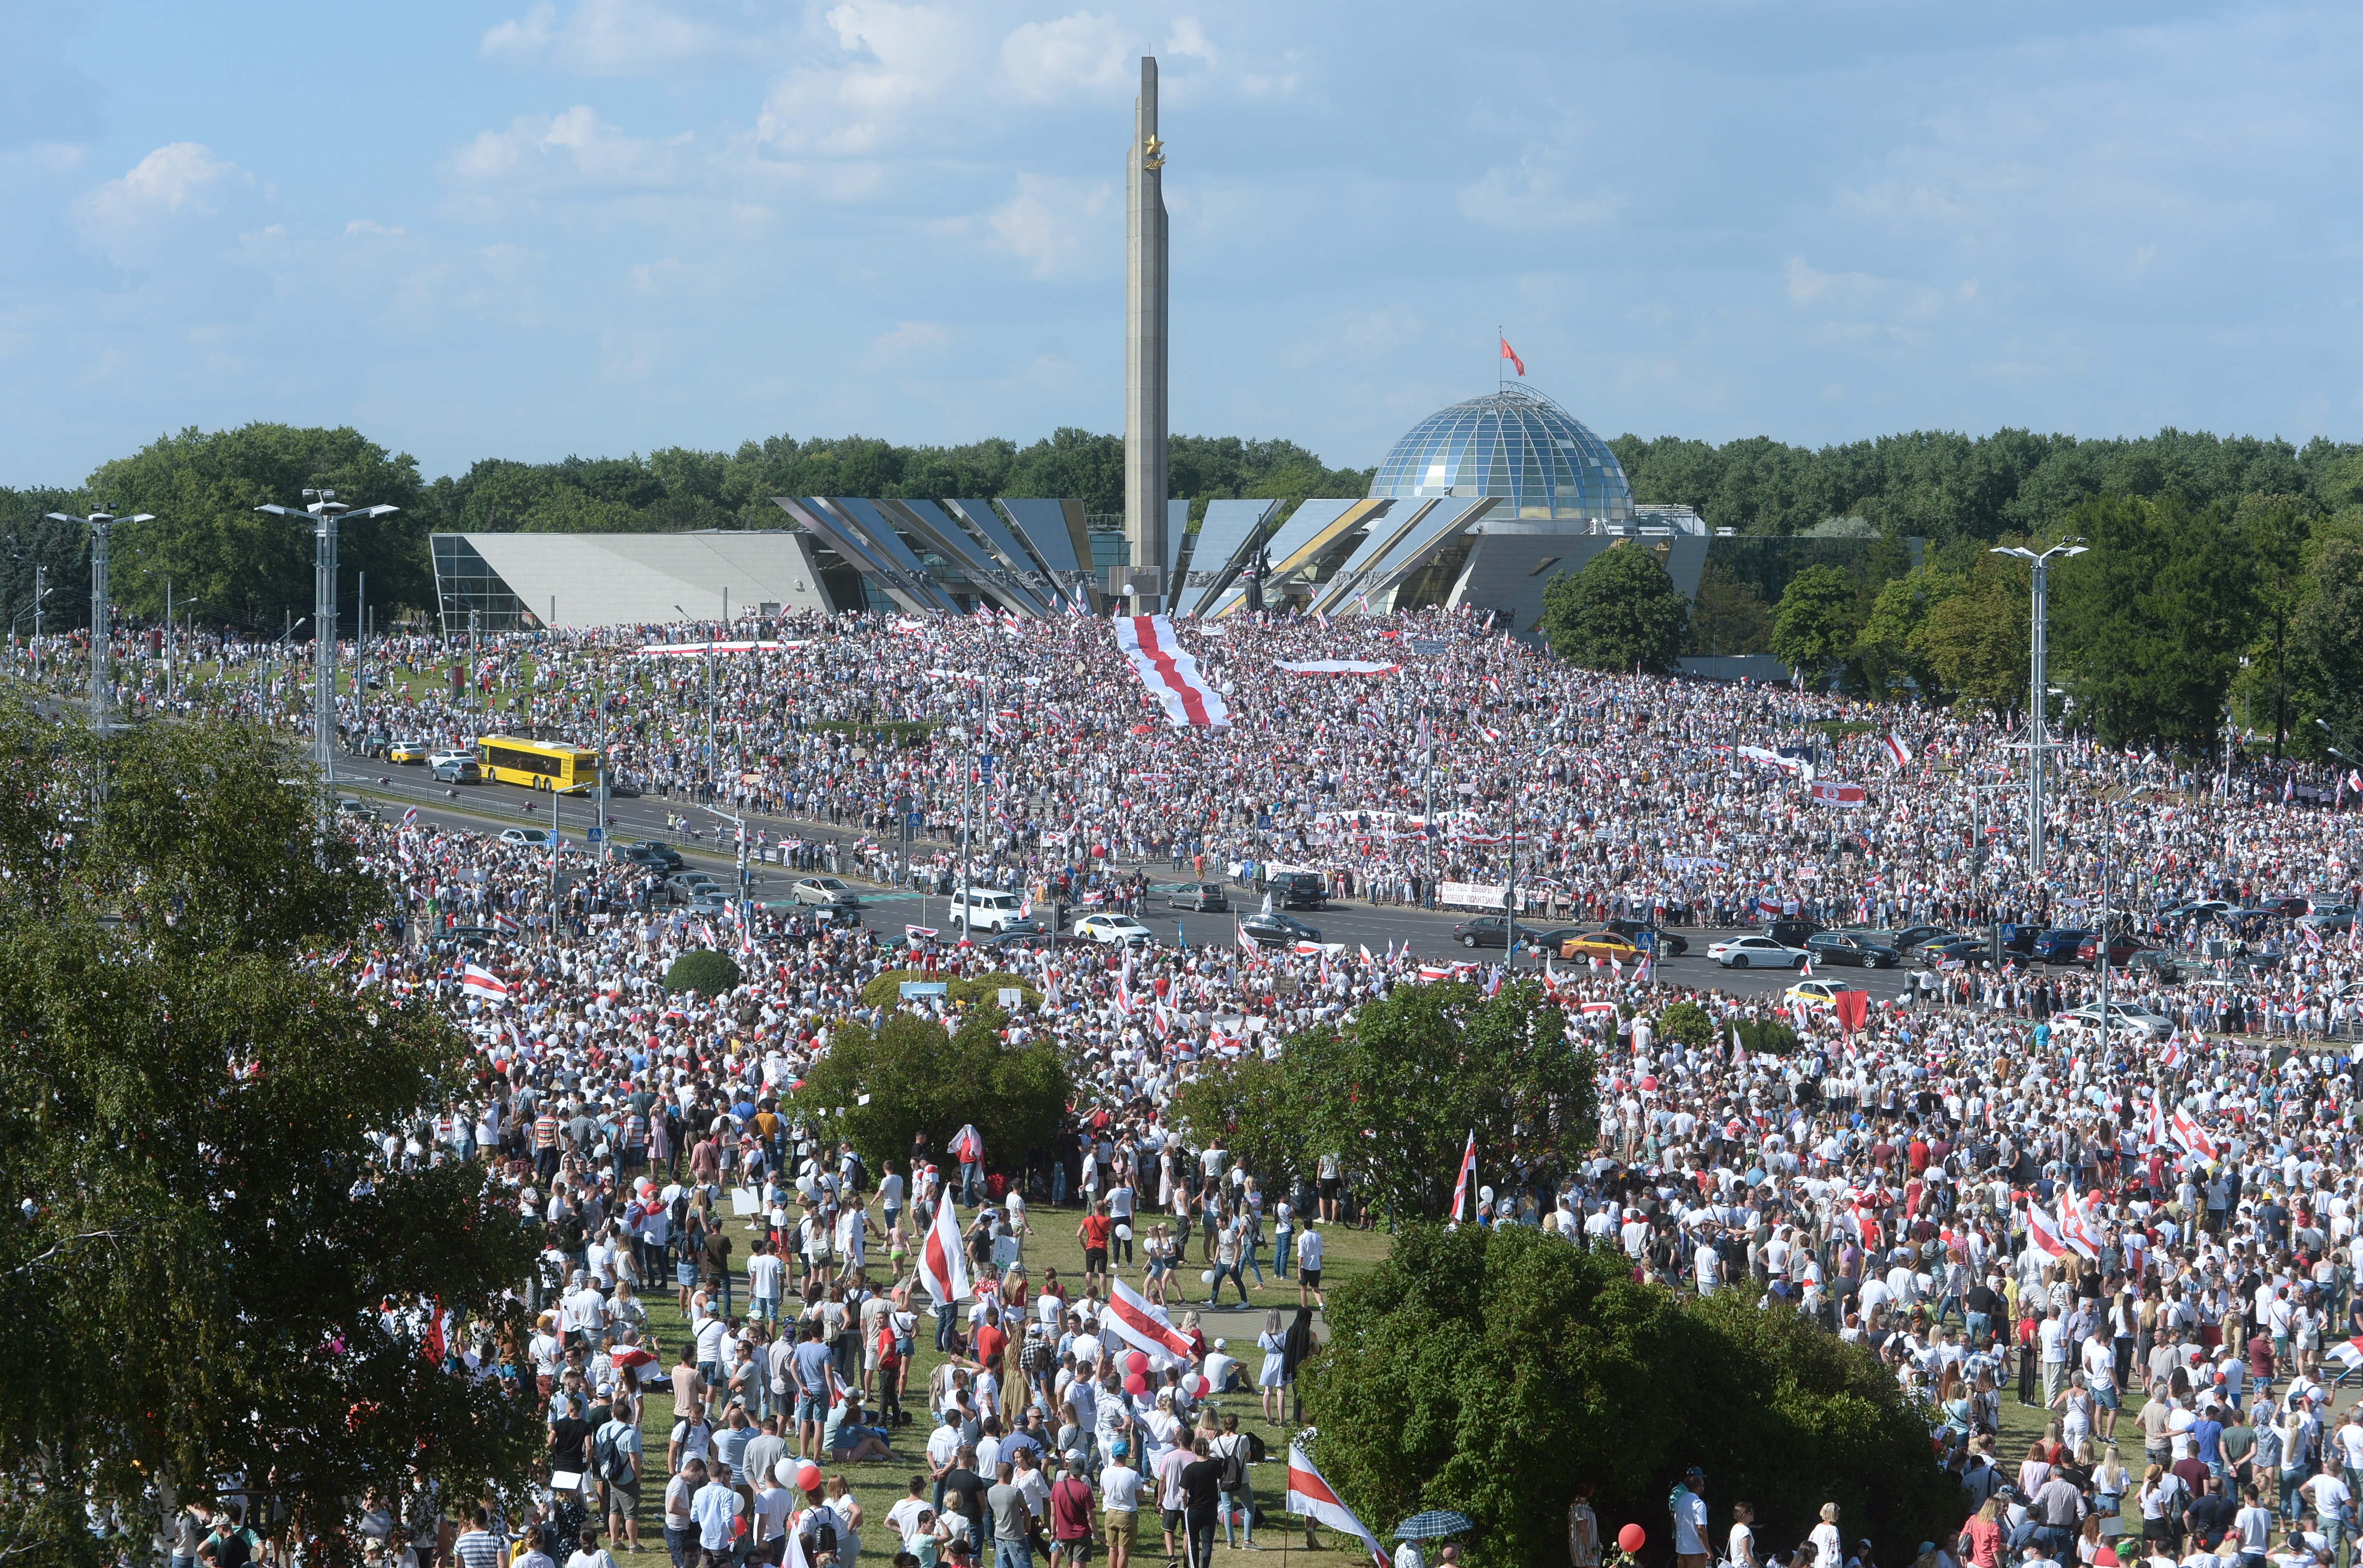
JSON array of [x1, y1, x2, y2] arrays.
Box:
[[986, 174, 1111, 278], [71, 143, 254, 266], [869, 320, 951, 360], [480, 0, 770, 77], [999, 11, 1135, 102], [753, 1, 987, 156], [445, 106, 686, 191], [1458, 156, 1619, 231]]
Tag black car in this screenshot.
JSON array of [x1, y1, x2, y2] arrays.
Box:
[[1598, 918, 1689, 957], [1804, 931, 1902, 968], [1239, 911, 1322, 948], [1888, 925, 1953, 954], [982, 931, 1095, 952], [628, 839, 685, 870], [1766, 918, 1824, 949], [1450, 915, 1554, 949], [1167, 882, 1231, 912], [1264, 871, 1328, 910], [1915, 937, 1991, 967]]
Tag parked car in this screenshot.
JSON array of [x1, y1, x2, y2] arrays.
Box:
[[2056, 1001, 2176, 1039], [335, 797, 379, 820], [501, 827, 559, 849], [1166, 883, 1232, 912], [1785, 978, 1867, 1009], [1451, 915, 1551, 950], [1766, 919, 1823, 950], [2030, 928, 2094, 964], [790, 876, 863, 909], [1707, 934, 1809, 970], [387, 739, 431, 764], [2159, 900, 2234, 924], [1597, 918, 1689, 956], [1804, 931, 1901, 968], [665, 870, 719, 904], [949, 886, 1038, 935], [432, 757, 482, 784], [1887, 925, 1954, 955], [1914, 937, 1991, 967], [1558, 931, 1641, 963], [2075, 931, 2156, 968], [1075, 912, 1155, 946], [1263, 870, 1329, 910], [1238, 911, 1321, 949], [628, 840, 685, 870]]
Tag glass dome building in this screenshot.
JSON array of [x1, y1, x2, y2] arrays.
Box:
[[1367, 384, 1634, 524]]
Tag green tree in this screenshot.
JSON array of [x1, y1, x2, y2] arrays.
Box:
[[87, 423, 433, 629], [1538, 544, 1690, 672], [1286, 979, 1594, 1223], [0, 699, 540, 1564], [1768, 564, 1863, 683], [1655, 1000, 1714, 1050], [1909, 555, 2026, 718], [1682, 556, 1774, 656], [2291, 535, 2363, 754], [2052, 495, 2257, 749], [665, 948, 743, 996], [793, 1008, 1073, 1180], [1302, 1226, 1957, 1568], [1851, 569, 1954, 701], [1168, 1054, 1309, 1194]]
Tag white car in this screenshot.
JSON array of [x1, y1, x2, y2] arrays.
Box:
[[1707, 934, 1809, 970], [790, 875, 863, 909], [428, 750, 473, 772], [949, 886, 1038, 935], [1074, 912, 1154, 946], [2056, 1002, 2175, 1039]]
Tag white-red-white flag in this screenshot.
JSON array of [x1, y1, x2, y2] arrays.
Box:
[[1448, 1130, 1477, 1222], [2025, 1201, 2071, 1260], [917, 1194, 969, 1309], [1113, 614, 1229, 729], [1284, 1445, 1389, 1568], [462, 964, 508, 1002], [2170, 1105, 2218, 1161], [1106, 1275, 1196, 1368]]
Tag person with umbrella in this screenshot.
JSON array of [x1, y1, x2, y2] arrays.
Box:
[[1394, 1512, 1476, 1568]]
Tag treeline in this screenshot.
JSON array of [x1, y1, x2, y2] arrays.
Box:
[[1613, 426, 2363, 544]]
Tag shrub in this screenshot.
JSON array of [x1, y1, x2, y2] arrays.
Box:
[[664, 948, 742, 997], [1656, 999, 1714, 1048]]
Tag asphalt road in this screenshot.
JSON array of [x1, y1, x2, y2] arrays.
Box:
[[333, 751, 1917, 999]]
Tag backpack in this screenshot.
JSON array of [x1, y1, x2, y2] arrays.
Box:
[[1243, 1430, 1266, 1464], [1216, 1438, 1247, 1493], [798, 1509, 839, 1563], [595, 1420, 635, 1485]]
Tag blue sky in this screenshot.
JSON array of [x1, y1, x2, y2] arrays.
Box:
[[2, 0, 2359, 485]]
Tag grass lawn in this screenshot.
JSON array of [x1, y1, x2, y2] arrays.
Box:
[[616, 1194, 1400, 1568]]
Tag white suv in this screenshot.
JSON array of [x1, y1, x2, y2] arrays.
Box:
[[949, 887, 1039, 935]]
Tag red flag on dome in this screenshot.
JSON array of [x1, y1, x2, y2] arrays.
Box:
[[1499, 336, 1525, 376]]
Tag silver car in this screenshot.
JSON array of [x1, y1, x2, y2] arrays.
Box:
[[791, 876, 862, 908]]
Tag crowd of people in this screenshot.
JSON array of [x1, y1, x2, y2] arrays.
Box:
[[53, 604, 2363, 1568]]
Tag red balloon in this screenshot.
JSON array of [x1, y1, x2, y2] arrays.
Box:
[[1618, 1526, 1647, 1554], [1638, 1075, 1659, 1092], [796, 1462, 822, 1494]]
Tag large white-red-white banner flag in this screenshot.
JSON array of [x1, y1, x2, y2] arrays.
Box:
[[1105, 1275, 1197, 1368], [917, 1194, 969, 1309], [1113, 614, 1229, 728]]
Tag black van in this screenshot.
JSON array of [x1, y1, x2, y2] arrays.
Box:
[[1766, 918, 1823, 949], [1266, 870, 1328, 909]]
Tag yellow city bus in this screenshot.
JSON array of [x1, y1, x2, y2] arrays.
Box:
[[476, 735, 602, 793]]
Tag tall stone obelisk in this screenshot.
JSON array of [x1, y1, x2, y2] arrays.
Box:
[[1124, 55, 1168, 613]]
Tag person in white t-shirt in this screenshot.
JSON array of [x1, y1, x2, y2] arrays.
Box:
[[1297, 1224, 1324, 1310], [1727, 1501, 1758, 1568]]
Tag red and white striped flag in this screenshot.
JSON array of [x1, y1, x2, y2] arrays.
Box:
[[461, 965, 507, 1002], [1106, 1275, 1197, 1368], [1112, 614, 1229, 729], [2170, 1106, 2218, 1161], [2330, 1338, 2363, 1370], [1448, 1130, 1477, 1222], [2025, 1201, 2071, 1260], [1881, 733, 1913, 768], [1284, 1445, 1389, 1568], [916, 1194, 969, 1309]]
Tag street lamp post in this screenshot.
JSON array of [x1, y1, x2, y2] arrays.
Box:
[[43, 510, 156, 733], [255, 490, 398, 835], [1990, 541, 2087, 874]]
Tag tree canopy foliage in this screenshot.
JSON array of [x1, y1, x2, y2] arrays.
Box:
[[0, 696, 540, 1564], [791, 1006, 1072, 1180], [1538, 544, 1690, 672], [1303, 1225, 1959, 1568]]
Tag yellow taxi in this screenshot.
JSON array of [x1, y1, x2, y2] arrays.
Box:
[[388, 738, 432, 764], [1558, 930, 1640, 963], [1783, 979, 1865, 1009]]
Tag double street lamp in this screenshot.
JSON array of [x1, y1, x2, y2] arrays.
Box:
[[43, 509, 155, 733], [255, 490, 398, 834], [1991, 541, 2086, 874]]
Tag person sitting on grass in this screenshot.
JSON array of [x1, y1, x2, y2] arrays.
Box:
[[824, 1387, 894, 1463]]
